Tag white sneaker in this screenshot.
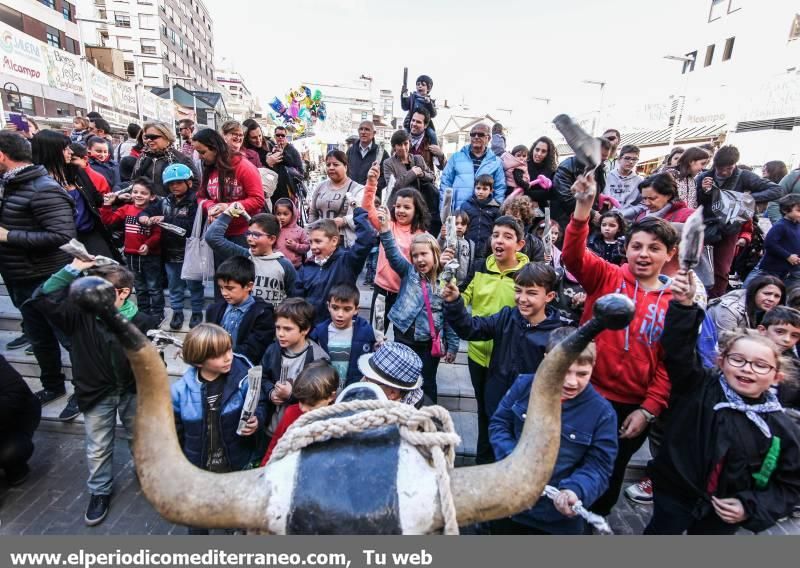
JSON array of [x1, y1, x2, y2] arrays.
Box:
[[624, 477, 653, 504]]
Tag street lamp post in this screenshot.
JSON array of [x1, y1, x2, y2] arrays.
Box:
[[663, 55, 696, 147], [582, 80, 606, 136]]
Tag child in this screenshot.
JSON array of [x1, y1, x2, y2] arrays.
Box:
[[378, 213, 459, 402], [30, 259, 160, 526], [439, 210, 475, 291], [69, 143, 110, 195], [401, 74, 437, 145], [490, 123, 506, 157], [100, 177, 164, 321], [357, 341, 426, 407], [758, 306, 800, 429], [362, 165, 430, 334], [206, 256, 276, 366], [588, 210, 626, 266], [462, 174, 501, 268], [172, 323, 266, 534], [645, 271, 800, 534], [261, 361, 338, 465], [500, 195, 545, 262], [310, 283, 376, 391], [538, 218, 587, 321], [273, 197, 310, 269], [490, 327, 617, 534], [87, 135, 120, 192], [443, 215, 528, 463], [743, 194, 800, 288], [141, 163, 204, 329], [500, 145, 531, 198], [561, 172, 677, 517], [261, 298, 329, 435], [205, 207, 297, 307], [442, 263, 566, 460]]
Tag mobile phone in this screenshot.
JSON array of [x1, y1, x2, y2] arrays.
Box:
[[8, 112, 29, 133]]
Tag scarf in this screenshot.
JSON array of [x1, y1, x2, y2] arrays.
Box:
[[713, 374, 783, 438], [409, 131, 424, 149], [118, 299, 139, 321]]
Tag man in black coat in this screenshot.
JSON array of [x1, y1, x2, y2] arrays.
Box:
[[346, 121, 389, 195], [0, 132, 76, 406], [265, 125, 306, 207], [0, 354, 41, 486]]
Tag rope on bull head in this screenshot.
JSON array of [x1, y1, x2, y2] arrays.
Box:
[[541, 485, 613, 535], [269, 400, 462, 534]]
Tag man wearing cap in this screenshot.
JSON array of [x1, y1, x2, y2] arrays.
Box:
[[357, 342, 428, 408]]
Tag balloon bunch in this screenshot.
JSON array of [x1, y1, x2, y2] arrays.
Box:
[[269, 85, 327, 136]]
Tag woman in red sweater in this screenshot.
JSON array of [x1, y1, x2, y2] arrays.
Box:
[[192, 128, 264, 247]]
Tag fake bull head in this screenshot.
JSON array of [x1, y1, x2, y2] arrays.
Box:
[[69, 276, 634, 534]]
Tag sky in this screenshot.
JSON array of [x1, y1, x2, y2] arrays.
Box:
[[204, 0, 702, 137]]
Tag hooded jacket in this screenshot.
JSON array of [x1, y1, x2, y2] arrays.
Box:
[[461, 194, 500, 250], [439, 145, 506, 210], [206, 297, 276, 365], [603, 167, 643, 207], [491, 375, 617, 534], [444, 299, 566, 418], [461, 252, 529, 366], [0, 164, 75, 282], [273, 198, 310, 268], [198, 153, 265, 237], [561, 215, 673, 416], [311, 315, 376, 387], [172, 354, 266, 471]]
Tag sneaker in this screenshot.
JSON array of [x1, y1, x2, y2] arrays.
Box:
[[57, 394, 80, 422], [24, 345, 34, 356], [6, 333, 30, 350], [189, 312, 203, 329], [624, 477, 653, 504], [169, 311, 184, 331], [35, 388, 67, 406], [84, 494, 111, 526]]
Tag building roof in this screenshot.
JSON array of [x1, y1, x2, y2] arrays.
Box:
[[556, 123, 727, 156]]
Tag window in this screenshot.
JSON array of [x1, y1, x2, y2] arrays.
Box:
[[124, 61, 135, 78], [116, 36, 133, 51], [682, 51, 697, 74], [142, 62, 159, 78], [138, 13, 155, 29], [704, 44, 715, 67], [790, 14, 800, 41], [62, 1, 73, 21], [19, 95, 35, 113], [141, 38, 157, 54], [99, 31, 109, 46], [114, 12, 131, 27], [46, 25, 61, 48], [722, 36, 735, 61], [64, 36, 77, 54], [39, 0, 55, 9]]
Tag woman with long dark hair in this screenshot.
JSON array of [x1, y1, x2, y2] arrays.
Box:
[[31, 130, 116, 258], [131, 121, 199, 196], [526, 136, 558, 182], [663, 146, 710, 209], [708, 274, 784, 333], [658, 147, 685, 172], [192, 128, 264, 245], [242, 119, 273, 167]]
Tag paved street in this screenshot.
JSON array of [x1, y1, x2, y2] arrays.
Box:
[[2, 428, 798, 535]]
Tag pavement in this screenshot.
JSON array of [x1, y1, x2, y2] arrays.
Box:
[[2, 429, 798, 535]]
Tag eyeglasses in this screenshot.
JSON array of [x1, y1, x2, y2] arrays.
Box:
[[470, 132, 487, 138], [620, 156, 639, 162], [245, 230, 267, 239], [144, 134, 163, 141], [724, 353, 776, 375], [228, 133, 244, 139]]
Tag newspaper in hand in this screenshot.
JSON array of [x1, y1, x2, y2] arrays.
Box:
[[237, 365, 263, 436], [373, 293, 386, 344], [382, 175, 396, 209], [542, 207, 553, 259], [156, 221, 187, 237], [60, 239, 118, 266]]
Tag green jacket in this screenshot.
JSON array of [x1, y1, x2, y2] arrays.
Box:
[[462, 252, 529, 367]]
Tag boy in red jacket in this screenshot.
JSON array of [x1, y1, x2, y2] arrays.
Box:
[[561, 172, 678, 517], [100, 177, 164, 320]]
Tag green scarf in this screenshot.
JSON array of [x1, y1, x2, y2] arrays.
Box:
[[118, 299, 138, 320]]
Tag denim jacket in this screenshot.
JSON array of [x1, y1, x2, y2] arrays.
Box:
[[379, 230, 459, 354]]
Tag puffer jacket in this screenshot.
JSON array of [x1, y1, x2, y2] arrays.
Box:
[[148, 190, 199, 263], [0, 165, 76, 282], [461, 194, 500, 250], [273, 197, 310, 268], [439, 145, 506, 210], [131, 148, 200, 197], [171, 354, 266, 470]]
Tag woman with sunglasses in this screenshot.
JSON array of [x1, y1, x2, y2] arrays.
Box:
[[220, 120, 261, 170], [131, 122, 200, 197]]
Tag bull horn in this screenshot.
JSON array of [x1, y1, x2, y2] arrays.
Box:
[[70, 277, 270, 530], [449, 293, 634, 526]]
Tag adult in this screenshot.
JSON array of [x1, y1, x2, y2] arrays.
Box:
[[696, 145, 784, 297], [602, 128, 621, 162], [265, 125, 305, 206], [707, 275, 784, 333], [31, 131, 115, 259], [382, 129, 437, 233], [0, 354, 41, 486], [762, 160, 788, 185], [766, 164, 800, 223], [242, 119, 271, 167], [346, 121, 389, 194], [177, 119, 195, 157], [220, 120, 261, 169], [663, 146, 709, 209], [408, 108, 446, 173], [526, 136, 558, 183], [0, 131, 75, 404], [604, 144, 644, 207], [439, 122, 505, 210], [621, 173, 694, 223], [307, 150, 365, 248], [113, 123, 141, 162], [659, 147, 685, 172], [550, 137, 612, 228], [192, 128, 264, 247], [131, 122, 200, 197]]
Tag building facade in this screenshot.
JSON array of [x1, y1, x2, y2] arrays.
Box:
[[0, 0, 81, 55], [215, 66, 257, 122]]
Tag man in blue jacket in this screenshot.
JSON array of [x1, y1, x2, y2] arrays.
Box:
[[439, 122, 505, 210]]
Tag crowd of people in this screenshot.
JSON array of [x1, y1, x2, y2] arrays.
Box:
[[0, 82, 799, 535]]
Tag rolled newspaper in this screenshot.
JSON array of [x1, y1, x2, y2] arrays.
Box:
[[237, 366, 263, 436], [59, 239, 118, 266]]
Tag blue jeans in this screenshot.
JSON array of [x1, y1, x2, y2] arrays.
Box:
[[127, 254, 164, 317], [744, 264, 800, 290], [165, 261, 205, 313], [83, 392, 136, 495]]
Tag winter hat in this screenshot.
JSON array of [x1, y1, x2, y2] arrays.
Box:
[[357, 342, 423, 391], [416, 75, 433, 91]]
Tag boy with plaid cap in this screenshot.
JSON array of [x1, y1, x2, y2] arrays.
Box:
[[358, 342, 426, 407]]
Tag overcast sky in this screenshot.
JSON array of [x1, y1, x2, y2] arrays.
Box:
[[204, 0, 700, 133]]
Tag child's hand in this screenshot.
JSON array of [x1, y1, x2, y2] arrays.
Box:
[[439, 225, 447, 238], [671, 269, 696, 306], [440, 247, 455, 265], [150, 215, 164, 225], [553, 489, 580, 518], [273, 382, 293, 402], [367, 162, 380, 182], [376, 206, 391, 232], [138, 244, 149, 255], [789, 254, 800, 266], [544, 253, 552, 264], [701, 176, 714, 192], [208, 203, 227, 217], [571, 292, 587, 308], [102, 193, 117, 206], [441, 280, 460, 303], [444, 352, 456, 364], [571, 172, 596, 204], [240, 415, 259, 436], [286, 238, 295, 247], [711, 496, 747, 524], [139, 216, 150, 226], [411, 166, 423, 177], [70, 257, 96, 272]]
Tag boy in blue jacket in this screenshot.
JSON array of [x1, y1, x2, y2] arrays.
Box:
[[743, 193, 800, 289], [490, 327, 617, 534], [310, 283, 376, 391], [294, 207, 375, 324]]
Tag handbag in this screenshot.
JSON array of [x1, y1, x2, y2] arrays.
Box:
[[180, 199, 215, 282], [421, 280, 445, 358]]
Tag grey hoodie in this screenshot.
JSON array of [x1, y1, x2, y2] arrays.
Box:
[[604, 167, 643, 207]]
